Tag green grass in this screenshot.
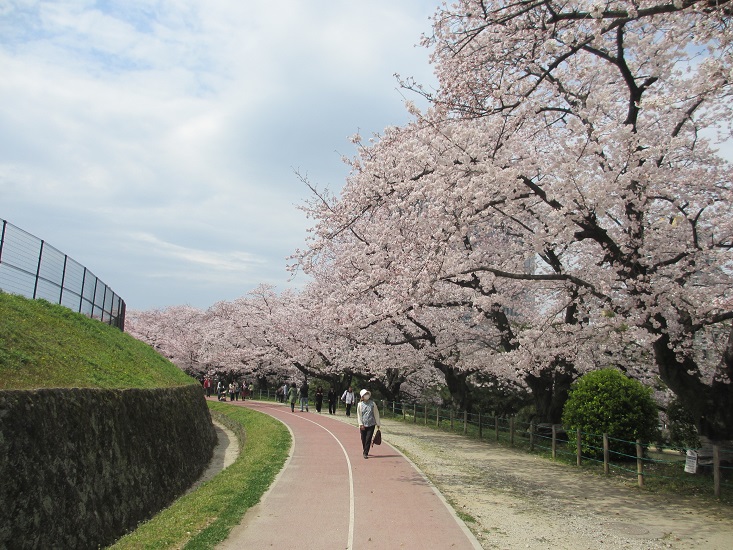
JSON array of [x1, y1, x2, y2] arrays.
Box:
[[1, 293, 292, 547], [109, 401, 291, 549], [454, 508, 477, 524], [0, 292, 194, 389]]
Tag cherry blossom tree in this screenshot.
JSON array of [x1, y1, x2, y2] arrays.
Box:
[[126, 305, 210, 378], [296, 0, 733, 438]]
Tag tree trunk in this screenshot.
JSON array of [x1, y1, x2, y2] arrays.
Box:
[[366, 368, 404, 402], [434, 361, 474, 411], [525, 363, 575, 424], [654, 330, 733, 441], [339, 372, 354, 394]]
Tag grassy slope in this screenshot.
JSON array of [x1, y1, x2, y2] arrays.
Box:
[[1, 293, 292, 548], [0, 292, 194, 389]]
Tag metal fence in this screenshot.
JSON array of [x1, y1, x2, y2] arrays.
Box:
[[0, 217, 125, 330]]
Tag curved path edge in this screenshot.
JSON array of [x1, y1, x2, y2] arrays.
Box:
[[215, 399, 483, 550]]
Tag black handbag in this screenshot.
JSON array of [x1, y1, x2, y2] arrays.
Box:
[[372, 429, 382, 446]]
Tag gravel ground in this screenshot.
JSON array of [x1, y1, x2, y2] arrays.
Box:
[[377, 417, 733, 550]]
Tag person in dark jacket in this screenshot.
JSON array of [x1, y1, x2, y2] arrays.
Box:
[[287, 383, 298, 412], [315, 387, 324, 413], [327, 387, 337, 414], [299, 380, 309, 412]]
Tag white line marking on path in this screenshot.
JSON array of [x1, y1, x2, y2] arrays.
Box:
[[247, 403, 355, 550]]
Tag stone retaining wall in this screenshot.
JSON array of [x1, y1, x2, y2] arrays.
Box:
[[0, 384, 217, 549]]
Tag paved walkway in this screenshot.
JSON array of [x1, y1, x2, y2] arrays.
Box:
[[215, 400, 482, 550]]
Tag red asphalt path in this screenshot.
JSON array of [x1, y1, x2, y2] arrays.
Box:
[[215, 400, 482, 550]]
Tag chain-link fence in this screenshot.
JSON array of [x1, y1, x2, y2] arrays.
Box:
[[0, 217, 125, 330]]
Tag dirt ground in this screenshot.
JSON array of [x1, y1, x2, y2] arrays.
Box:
[[378, 417, 733, 550]]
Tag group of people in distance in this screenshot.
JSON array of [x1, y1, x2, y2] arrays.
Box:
[[202, 376, 253, 402], [277, 382, 354, 415], [278, 381, 380, 458], [204, 376, 381, 459]]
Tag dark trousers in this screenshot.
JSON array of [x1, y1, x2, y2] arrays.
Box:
[[345, 403, 352, 417], [328, 399, 336, 414], [360, 425, 376, 456]]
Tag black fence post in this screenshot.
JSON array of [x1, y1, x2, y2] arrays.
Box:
[[32, 240, 45, 299], [0, 219, 6, 262]]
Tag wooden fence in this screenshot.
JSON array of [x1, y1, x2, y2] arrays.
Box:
[[247, 388, 731, 499], [379, 399, 731, 499]]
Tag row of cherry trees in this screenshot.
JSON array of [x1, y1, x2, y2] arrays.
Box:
[[128, 1, 733, 440]]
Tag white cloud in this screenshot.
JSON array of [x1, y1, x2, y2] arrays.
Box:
[[0, 0, 438, 310], [128, 231, 266, 271]]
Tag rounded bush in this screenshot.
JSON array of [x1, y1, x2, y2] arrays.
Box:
[[562, 369, 659, 460]]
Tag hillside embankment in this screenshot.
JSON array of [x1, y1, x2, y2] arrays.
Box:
[[0, 294, 217, 549]]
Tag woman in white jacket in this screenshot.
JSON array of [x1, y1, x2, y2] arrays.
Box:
[[341, 386, 355, 417], [356, 389, 380, 459]]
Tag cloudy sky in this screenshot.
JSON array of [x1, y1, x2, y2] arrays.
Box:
[[0, 0, 438, 311]]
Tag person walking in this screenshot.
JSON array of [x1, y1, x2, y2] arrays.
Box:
[[327, 386, 337, 414], [299, 380, 310, 412], [315, 387, 324, 413], [287, 383, 298, 412], [281, 382, 289, 404], [356, 389, 380, 459], [341, 386, 355, 417], [203, 377, 212, 398]]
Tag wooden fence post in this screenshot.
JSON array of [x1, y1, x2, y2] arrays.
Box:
[[603, 434, 610, 474], [551, 425, 557, 459], [636, 439, 644, 487], [529, 421, 535, 451], [450, 409, 454, 430], [714, 444, 721, 498], [436, 407, 440, 427], [478, 411, 482, 439], [510, 417, 515, 446], [495, 416, 500, 442], [424, 404, 428, 425], [576, 428, 582, 466], [413, 403, 417, 424], [463, 410, 468, 435]]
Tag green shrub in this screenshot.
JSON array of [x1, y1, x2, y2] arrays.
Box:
[[562, 369, 659, 460]]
